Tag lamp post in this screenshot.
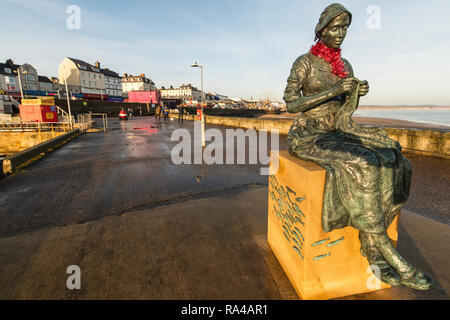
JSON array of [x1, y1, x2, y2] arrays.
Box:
[[16, 68, 28, 99], [191, 60, 206, 147], [63, 67, 73, 130]]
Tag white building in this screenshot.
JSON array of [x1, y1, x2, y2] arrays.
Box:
[[101, 67, 122, 97], [58, 57, 106, 96], [160, 84, 202, 102], [122, 73, 155, 95]]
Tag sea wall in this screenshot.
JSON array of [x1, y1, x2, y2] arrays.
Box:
[[170, 114, 450, 159], [0, 131, 65, 156]]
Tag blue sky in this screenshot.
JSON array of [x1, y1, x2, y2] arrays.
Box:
[[1, 0, 449, 105]]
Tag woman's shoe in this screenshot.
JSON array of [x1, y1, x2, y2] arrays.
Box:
[[371, 261, 402, 286], [400, 269, 434, 290]]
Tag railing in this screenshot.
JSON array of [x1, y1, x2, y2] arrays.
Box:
[[89, 113, 108, 132], [0, 122, 74, 133], [76, 113, 92, 132]]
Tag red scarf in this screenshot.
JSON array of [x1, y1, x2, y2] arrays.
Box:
[[310, 42, 349, 78]]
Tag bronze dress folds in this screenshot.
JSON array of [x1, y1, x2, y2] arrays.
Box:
[[284, 52, 412, 234]]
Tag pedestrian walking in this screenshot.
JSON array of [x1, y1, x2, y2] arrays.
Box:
[[163, 105, 170, 122], [155, 104, 161, 122], [138, 106, 143, 116], [177, 105, 185, 123]]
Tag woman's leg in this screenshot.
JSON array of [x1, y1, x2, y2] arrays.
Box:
[[371, 231, 433, 290], [359, 231, 401, 286]]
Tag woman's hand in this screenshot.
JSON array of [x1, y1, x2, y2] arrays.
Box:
[[332, 77, 358, 96], [358, 80, 369, 96]]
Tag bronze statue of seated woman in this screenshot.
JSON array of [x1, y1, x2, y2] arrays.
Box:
[[284, 3, 433, 290]]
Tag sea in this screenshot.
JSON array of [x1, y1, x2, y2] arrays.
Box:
[[353, 109, 450, 127]]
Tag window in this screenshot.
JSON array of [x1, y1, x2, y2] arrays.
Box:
[[88, 73, 90, 78], [5, 76, 16, 84], [81, 71, 84, 77], [4, 68, 11, 73], [83, 80, 86, 85], [89, 81, 91, 86], [93, 74, 96, 79]]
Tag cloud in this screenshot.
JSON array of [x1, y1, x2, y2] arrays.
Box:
[[0, 0, 449, 104]]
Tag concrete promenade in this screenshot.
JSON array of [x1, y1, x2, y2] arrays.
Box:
[[0, 186, 448, 299], [0, 117, 448, 299]]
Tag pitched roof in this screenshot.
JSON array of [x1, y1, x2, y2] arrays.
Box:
[[67, 57, 101, 73], [101, 68, 121, 78], [0, 62, 19, 75], [38, 76, 52, 83]]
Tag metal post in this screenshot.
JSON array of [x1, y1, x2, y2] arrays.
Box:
[[191, 60, 206, 147], [17, 70, 24, 99], [200, 66, 205, 147], [63, 69, 73, 130]]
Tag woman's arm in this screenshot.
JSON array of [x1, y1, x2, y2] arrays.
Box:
[[286, 87, 340, 113], [284, 55, 358, 113]]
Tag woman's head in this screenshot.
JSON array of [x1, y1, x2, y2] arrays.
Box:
[[315, 3, 352, 49]]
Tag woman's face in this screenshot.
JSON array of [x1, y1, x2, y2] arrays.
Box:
[[321, 13, 350, 49]]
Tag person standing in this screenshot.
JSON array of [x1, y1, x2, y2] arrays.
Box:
[[155, 104, 161, 122], [163, 105, 170, 122], [177, 105, 185, 123]]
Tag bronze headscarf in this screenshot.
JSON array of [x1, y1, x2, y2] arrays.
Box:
[[314, 3, 352, 41]]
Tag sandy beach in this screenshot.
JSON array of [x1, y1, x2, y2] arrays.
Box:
[[257, 112, 450, 130]]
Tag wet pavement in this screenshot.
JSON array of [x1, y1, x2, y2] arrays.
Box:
[[0, 116, 448, 238], [0, 117, 272, 237], [0, 116, 448, 300], [0, 186, 447, 299]]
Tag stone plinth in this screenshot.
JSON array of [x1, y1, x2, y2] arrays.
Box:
[[267, 150, 400, 300]]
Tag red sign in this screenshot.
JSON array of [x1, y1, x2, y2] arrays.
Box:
[[196, 108, 202, 120], [19, 104, 59, 123], [128, 91, 160, 104]]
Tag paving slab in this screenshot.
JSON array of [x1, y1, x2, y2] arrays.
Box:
[[0, 185, 447, 300]]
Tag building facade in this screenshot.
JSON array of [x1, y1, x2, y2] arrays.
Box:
[[122, 73, 155, 95], [0, 60, 20, 97], [38, 76, 53, 92], [19, 63, 39, 92], [58, 57, 106, 96], [0, 59, 43, 98], [101, 67, 122, 98], [160, 84, 202, 102]]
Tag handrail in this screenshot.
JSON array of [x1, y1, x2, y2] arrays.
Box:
[[0, 122, 72, 132]]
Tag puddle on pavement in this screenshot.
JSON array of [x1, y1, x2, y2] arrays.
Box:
[[124, 127, 159, 135]]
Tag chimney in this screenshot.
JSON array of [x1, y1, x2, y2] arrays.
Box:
[[5, 59, 14, 67], [94, 60, 100, 68], [140, 73, 145, 78], [123, 73, 128, 77]]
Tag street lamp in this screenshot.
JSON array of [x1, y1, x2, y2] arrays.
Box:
[[62, 66, 73, 130], [191, 60, 206, 147], [14, 68, 27, 99]]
